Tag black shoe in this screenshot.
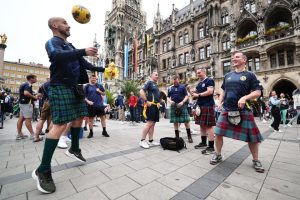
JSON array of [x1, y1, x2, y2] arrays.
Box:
[[102, 131, 110, 137], [32, 169, 56, 193], [45, 129, 49, 133], [87, 132, 93, 138], [201, 147, 215, 155], [194, 143, 207, 149], [83, 126, 88, 131], [65, 149, 86, 162]]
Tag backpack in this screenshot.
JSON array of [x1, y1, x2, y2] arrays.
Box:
[[160, 137, 186, 152]]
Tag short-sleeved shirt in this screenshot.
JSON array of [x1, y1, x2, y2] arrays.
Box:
[[195, 77, 215, 106], [19, 82, 33, 104], [167, 84, 187, 104], [222, 71, 263, 111], [38, 81, 50, 101], [142, 80, 160, 103], [85, 83, 105, 107]]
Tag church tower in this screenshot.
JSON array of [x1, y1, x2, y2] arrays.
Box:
[[104, 0, 147, 79]]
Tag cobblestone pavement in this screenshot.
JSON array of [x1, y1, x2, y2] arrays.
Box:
[[0, 117, 299, 200]]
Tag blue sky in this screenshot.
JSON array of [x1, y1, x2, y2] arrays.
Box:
[[0, 0, 189, 66]]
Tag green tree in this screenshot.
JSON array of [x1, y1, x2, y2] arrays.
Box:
[[118, 79, 140, 100], [105, 89, 117, 106]]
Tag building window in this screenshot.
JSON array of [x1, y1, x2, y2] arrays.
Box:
[[11, 66, 16, 70], [255, 57, 260, 71], [184, 30, 189, 44], [163, 76, 167, 83], [179, 54, 184, 65], [179, 32, 183, 46], [223, 61, 231, 75], [222, 41, 230, 51], [167, 38, 171, 50], [199, 27, 204, 39], [11, 73, 15, 78], [199, 48, 205, 60], [287, 50, 294, 65], [221, 15, 229, 24], [167, 58, 172, 67], [162, 59, 167, 70], [204, 21, 208, 36], [4, 72, 9, 77], [4, 65, 10, 70], [248, 58, 253, 71], [150, 46, 154, 55], [184, 52, 189, 64], [241, 0, 256, 14], [270, 53, 277, 68], [206, 45, 211, 58], [278, 50, 285, 66], [163, 40, 167, 52]]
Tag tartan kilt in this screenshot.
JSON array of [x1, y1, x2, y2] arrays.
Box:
[[194, 106, 216, 126], [215, 110, 263, 143], [170, 104, 190, 123], [49, 85, 88, 124]]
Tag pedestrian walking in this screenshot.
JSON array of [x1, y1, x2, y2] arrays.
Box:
[[32, 17, 106, 194], [210, 52, 265, 173], [17, 74, 38, 140], [269, 91, 282, 132]]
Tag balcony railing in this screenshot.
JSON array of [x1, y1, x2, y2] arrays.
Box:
[[236, 38, 258, 49], [265, 28, 294, 42]]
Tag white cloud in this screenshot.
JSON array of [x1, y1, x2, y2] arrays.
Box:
[[0, 0, 189, 66]]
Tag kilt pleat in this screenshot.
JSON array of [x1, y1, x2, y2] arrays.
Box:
[[170, 104, 190, 123], [215, 110, 263, 143], [49, 86, 88, 124], [194, 106, 216, 126]]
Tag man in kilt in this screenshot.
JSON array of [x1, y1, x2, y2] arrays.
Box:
[[192, 68, 216, 154], [210, 52, 264, 173], [139, 71, 161, 149], [168, 75, 193, 143], [32, 17, 106, 194]]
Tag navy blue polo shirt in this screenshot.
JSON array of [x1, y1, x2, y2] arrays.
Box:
[[84, 83, 105, 107], [195, 77, 215, 106], [222, 71, 263, 111], [142, 80, 160, 103], [167, 84, 187, 104], [19, 82, 33, 104]]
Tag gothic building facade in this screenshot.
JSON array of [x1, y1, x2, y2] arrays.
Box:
[[104, 0, 147, 79], [106, 0, 300, 97]]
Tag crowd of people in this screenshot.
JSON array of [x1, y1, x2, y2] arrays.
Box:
[[5, 16, 299, 195]]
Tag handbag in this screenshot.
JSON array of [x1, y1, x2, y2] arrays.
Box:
[[73, 85, 85, 100], [227, 111, 241, 125]]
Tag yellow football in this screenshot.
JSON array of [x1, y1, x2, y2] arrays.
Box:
[[71, 5, 91, 24]]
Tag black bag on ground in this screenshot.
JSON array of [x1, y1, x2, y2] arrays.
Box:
[[160, 137, 186, 152]]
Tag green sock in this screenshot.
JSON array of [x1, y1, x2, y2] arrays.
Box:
[[71, 127, 81, 152], [38, 138, 59, 172]]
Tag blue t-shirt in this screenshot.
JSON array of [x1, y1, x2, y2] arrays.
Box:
[[84, 83, 105, 107], [222, 71, 263, 111], [142, 80, 160, 103], [19, 82, 33, 104], [167, 84, 187, 104], [195, 77, 215, 106]]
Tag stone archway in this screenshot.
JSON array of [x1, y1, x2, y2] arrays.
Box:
[[271, 79, 297, 99]]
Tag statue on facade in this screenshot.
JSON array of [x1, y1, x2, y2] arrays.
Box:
[[292, 10, 299, 26], [258, 21, 265, 37], [0, 34, 7, 44]]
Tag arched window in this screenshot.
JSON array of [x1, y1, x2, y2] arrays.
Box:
[[179, 32, 183, 46], [184, 29, 189, 44], [198, 24, 204, 39], [221, 8, 229, 25]]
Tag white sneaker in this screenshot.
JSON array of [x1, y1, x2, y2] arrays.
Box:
[[262, 120, 267, 123], [273, 129, 283, 133], [148, 140, 160, 147], [287, 124, 292, 127], [57, 136, 68, 149], [139, 140, 149, 149], [63, 136, 71, 143], [283, 125, 287, 128]]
